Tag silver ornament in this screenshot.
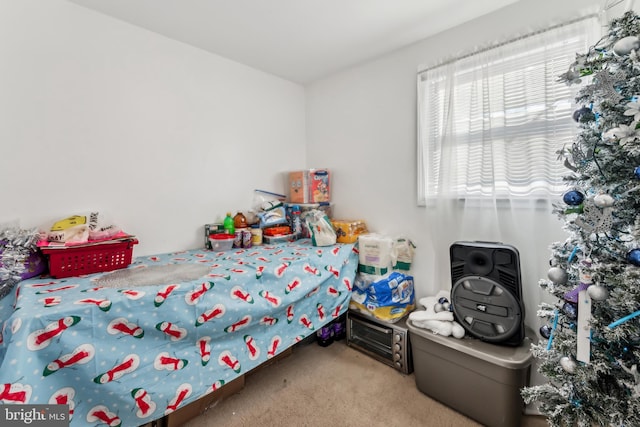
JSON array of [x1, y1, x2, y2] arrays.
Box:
[[560, 356, 577, 373], [613, 36, 640, 56], [593, 193, 615, 208], [593, 70, 625, 103], [587, 284, 609, 301], [574, 200, 614, 234], [548, 267, 568, 284]]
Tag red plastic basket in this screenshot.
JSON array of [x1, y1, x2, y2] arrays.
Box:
[[41, 239, 138, 278]]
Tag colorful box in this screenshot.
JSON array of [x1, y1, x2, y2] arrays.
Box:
[[288, 169, 331, 204]]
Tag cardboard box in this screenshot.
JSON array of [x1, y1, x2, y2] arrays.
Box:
[[246, 347, 293, 377], [163, 375, 245, 427], [288, 169, 330, 203]]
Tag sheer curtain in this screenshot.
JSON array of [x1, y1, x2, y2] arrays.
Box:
[[416, 16, 601, 331]]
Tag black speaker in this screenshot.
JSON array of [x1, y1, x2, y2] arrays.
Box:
[[449, 241, 525, 346]]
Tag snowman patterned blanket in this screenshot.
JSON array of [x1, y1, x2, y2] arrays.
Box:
[[0, 239, 357, 427]]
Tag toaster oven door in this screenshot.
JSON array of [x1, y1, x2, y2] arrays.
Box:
[[348, 314, 394, 362]]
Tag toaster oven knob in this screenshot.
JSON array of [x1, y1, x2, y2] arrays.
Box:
[[394, 334, 402, 342], [395, 361, 403, 369], [393, 353, 401, 361], [394, 343, 401, 352]]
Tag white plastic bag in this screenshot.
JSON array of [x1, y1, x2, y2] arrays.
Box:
[[393, 237, 416, 271], [306, 210, 336, 246]]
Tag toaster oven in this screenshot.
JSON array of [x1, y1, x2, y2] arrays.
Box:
[[346, 309, 413, 374]]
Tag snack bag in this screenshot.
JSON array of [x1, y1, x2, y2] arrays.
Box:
[[40, 212, 121, 244]]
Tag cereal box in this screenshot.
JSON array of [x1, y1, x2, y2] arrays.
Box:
[[288, 169, 331, 203]]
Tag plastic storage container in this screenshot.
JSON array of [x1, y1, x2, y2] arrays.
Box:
[[407, 319, 534, 427], [209, 234, 235, 251]]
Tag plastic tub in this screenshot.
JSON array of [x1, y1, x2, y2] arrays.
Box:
[[209, 234, 235, 251], [407, 319, 534, 427]]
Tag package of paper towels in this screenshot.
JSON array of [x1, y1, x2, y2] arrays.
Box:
[[357, 233, 396, 275]]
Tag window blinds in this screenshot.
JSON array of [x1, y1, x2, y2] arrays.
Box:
[[417, 16, 600, 206]]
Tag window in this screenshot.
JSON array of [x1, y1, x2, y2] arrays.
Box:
[[417, 16, 600, 206]]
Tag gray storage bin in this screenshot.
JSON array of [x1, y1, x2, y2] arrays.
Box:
[[407, 319, 534, 427]]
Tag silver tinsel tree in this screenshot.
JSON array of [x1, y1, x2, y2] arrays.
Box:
[[0, 227, 40, 298], [521, 11, 640, 426]]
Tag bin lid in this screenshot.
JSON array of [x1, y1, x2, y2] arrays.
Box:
[[209, 234, 234, 240], [407, 319, 534, 369]]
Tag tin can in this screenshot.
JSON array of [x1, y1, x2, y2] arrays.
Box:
[[242, 229, 252, 248], [233, 230, 243, 248]]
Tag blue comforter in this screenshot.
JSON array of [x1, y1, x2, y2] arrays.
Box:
[[0, 240, 357, 426]]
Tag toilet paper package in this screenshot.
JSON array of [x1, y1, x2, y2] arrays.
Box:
[[349, 271, 415, 323]]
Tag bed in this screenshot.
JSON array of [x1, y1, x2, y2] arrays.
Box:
[[0, 239, 357, 427]]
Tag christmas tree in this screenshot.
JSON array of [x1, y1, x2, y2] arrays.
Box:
[[521, 11, 640, 426]]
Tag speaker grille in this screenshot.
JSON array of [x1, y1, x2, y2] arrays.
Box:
[[451, 262, 465, 284], [497, 267, 518, 295]]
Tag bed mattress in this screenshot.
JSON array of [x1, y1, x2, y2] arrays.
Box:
[[0, 239, 357, 427]]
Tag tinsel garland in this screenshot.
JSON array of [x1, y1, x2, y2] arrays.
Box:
[[0, 227, 40, 298]]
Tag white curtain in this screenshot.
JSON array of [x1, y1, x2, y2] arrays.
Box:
[[416, 16, 601, 332]]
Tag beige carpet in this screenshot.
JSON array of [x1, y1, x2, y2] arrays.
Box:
[[183, 338, 548, 427]]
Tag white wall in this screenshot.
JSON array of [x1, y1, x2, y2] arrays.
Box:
[[306, 0, 603, 330], [0, 0, 607, 329], [0, 0, 306, 256]]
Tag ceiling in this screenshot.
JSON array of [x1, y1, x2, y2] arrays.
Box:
[[69, 0, 519, 84]]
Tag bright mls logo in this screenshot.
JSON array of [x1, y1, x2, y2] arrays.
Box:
[[1, 405, 68, 426]]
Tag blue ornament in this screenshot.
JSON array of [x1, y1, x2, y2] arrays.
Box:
[[563, 190, 584, 206], [634, 166, 640, 179], [562, 302, 578, 320], [627, 249, 640, 266], [572, 107, 595, 123], [539, 324, 552, 339]]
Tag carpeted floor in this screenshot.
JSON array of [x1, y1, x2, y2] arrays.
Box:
[[183, 338, 548, 427]]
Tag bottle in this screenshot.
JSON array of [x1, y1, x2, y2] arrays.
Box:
[[331, 319, 346, 341], [223, 212, 235, 236], [316, 324, 334, 347], [233, 212, 248, 229], [291, 205, 302, 239]]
